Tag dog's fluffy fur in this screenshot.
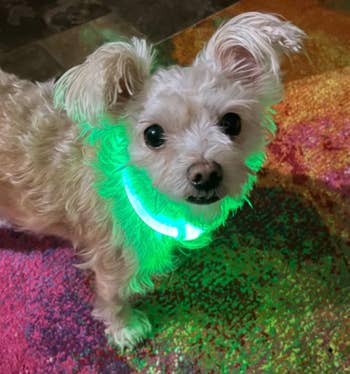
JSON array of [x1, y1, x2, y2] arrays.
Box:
[[0, 13, 305, 349]]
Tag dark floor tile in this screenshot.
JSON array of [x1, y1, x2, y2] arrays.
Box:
[[102, 0, 238, 42], [40, 23, 104, 69], [0, 43, 63, 81], [0, 0, 110, 52], [321, 0, 350, 11], [42, 0, 110, 33], [0, 0, 238, 81], [41, 13, 144, 70], [0, 1, 48, 52], [89, 12, 144, 43]]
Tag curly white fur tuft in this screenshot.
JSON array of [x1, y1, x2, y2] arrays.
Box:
[[54, 38, 154, 125]]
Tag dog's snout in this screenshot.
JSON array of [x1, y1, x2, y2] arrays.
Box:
[[187, 161, 223, 191]]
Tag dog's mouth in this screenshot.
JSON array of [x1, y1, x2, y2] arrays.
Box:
[[187, 195, 220, 205]]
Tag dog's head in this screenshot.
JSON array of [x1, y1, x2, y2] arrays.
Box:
[[55, 12, 305, 213]]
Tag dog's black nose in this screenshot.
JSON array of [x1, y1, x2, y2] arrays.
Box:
[[187, 161, 223, 191]]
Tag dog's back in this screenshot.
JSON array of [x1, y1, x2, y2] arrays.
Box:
[[0, 69, 101, 242]]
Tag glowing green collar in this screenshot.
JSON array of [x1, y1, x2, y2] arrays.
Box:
[[122, 169, 204, 241]]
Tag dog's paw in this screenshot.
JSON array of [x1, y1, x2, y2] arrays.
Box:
[[106, 309, 151, 351]]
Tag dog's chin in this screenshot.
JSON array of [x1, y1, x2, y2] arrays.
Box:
[[186, 195, 221, 205]]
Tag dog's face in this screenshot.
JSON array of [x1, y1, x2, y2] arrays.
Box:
[[55, 12, 304, 210], [127, 64, 266, 207]]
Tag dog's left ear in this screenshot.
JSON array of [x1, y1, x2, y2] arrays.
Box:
[[195, 12, 305, 104], [54, 38, 154, 125]]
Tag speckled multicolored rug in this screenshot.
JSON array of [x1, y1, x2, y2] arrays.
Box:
[[0, 0, 349, 372]]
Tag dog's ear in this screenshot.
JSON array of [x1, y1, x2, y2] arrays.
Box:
[[195, 12, 305, 103], [54, 38, 154, 125]]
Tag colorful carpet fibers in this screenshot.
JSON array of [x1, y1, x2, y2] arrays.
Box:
[[1, 0, 349, 372]]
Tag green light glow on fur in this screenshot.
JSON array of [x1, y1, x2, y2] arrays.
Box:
[[81, 114, 274, 292]]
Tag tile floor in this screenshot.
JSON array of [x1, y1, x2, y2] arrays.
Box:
[[0, 0, 237, 81]]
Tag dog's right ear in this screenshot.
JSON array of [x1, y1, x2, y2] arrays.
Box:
[[54, 38, 154, 125]]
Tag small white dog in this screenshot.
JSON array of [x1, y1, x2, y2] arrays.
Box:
[[0, 12, 304, 349]]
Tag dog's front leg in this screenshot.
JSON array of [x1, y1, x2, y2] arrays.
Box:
[[89, 245, 151, 350]]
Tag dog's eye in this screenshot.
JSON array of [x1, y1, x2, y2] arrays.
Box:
[[218, 113, 241, 137], [144, 124, 165, 148]]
